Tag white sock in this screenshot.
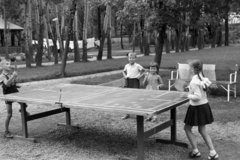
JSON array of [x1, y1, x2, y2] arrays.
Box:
[[209, 150, 217, 156]]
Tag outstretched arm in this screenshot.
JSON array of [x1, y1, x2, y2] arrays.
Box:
[[142, 72, 149, 87]]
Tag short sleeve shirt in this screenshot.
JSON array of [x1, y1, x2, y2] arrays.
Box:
[[124, 63, 143, 78], [145, 74, 163, 90]]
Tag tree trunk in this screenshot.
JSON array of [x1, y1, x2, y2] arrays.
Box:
[[132, 22, 136, 52], [3, 6, 8, 58], [114, 12, 118, 37], [60, 3, 65, 57], [106, 5, 112, 59], [197, 29, 202, 50], [180, 29, 185, 52], [191, 29, 197, 48], [224, 17, 229, 46], [138, 21, 143, 53], [217, 26, 222, 47], [143, 35, 150, 56], [175, 29, 180, 52], [46, 4, 58, 64], [28, 0, 33, 63], [143, 18, 150, 55], [171, 30, 175, 50], [43, 15, 51, 61], [82, 0, 89, 62], [120, 23, 124, 49], [97, 6, 101, 40], [52, 38, 58, 64], [73, 9, 80, 62], [184, 26, 189, 51], [154, 30, 158, 54], [165, 27, 171, 53], [36, 0, 44, 67], [55, 5, 63, 59], [154, 24, 166, 66], [97, 31, 106, 60], [60, 0, 77, 77], [24, 0, 32, 67], [211, 26, 217, 48]]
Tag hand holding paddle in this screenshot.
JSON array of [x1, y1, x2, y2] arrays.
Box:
[[174, 79, 188, 92]]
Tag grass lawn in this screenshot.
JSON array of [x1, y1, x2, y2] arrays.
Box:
[[17, 45, 240, 82], [14, 45, 240, 97], [0, 45, 240, 160], [0, 73, 240, 160]]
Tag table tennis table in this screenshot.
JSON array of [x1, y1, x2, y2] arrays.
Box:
[[0, 83, 188, 160]]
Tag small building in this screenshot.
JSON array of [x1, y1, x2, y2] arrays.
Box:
[[0, 18, 23, 55]]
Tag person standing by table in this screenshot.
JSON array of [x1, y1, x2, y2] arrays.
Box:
[[143, 61, 164, 122], [121, 52, 146, 120], [0, 58, 30, 138], [183, 59, 219, 160]]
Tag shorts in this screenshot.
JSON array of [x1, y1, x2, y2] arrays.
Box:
[[125, 78, 140, 88]]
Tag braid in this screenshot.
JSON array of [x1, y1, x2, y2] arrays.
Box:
[[197, 73, 202, 81]]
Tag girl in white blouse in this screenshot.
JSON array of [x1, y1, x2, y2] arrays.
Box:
[[184, 59, 219, 160]]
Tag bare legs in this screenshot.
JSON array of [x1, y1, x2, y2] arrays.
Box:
[[184, 125, 198, 150], [184, 124, 215, 151], [184, 124, 218, 159], [198, 125, 215, 151], [5, 104, 12, 132]]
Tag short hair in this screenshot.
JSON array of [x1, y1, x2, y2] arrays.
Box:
[[127, 52, 137, 58], [149, 61, 159, 73], [188, 59, 203, 74]]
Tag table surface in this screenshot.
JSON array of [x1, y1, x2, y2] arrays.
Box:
[[0, 84, 188, 115]]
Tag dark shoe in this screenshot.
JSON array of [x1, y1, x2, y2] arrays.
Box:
[[4, 131, 13, 138], [145, 117, 152, 122], [121, 114, 130, 120], [208, 154, 219, 160], [189, 151, 201, 158]]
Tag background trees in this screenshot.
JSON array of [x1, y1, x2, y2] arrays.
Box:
[[0, 0, 239, 75]]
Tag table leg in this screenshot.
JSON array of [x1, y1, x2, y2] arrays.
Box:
[[57, 108, 79, 129], [156, 108, 188, 148], [65, 108, 71, 125], [20, 103, 28, 138], [137, 115, 144, 160]]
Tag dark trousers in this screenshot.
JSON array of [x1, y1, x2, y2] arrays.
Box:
[[125, 78, 140, 88]]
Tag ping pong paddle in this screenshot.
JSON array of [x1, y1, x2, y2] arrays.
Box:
[[174, 79, 188, 92]]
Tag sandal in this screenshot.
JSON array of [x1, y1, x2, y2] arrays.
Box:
[[4, 131, 13, 138], [189, 151, 201, 158], [208, 154, 219, 160]]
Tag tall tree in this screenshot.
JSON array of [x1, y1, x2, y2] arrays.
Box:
[[82, 0, 89, 62], [59, 0, 77, 76], [73, 8, 80, 62], [24, 0, 32, 67], [35, 0, 44, 66], [104, 4, 112, 59]]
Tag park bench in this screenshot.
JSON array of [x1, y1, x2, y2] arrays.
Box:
[[168, 63, 239, 101]]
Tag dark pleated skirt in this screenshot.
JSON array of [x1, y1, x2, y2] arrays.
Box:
[[125, 78, 140, 88], [184, 103, 214, 126]]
